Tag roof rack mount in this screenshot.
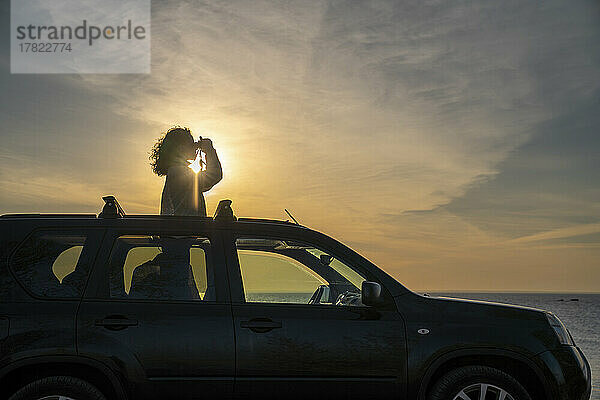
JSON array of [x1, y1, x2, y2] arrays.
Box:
[[214, 199, 236, 221], [98, 195, 126, 219]]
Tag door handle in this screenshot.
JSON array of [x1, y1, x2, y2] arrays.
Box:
[[240, 318, 282, 333], [95, 316, 138, 330]]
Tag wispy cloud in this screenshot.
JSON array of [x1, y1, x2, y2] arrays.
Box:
[[71, 0, 598, 215], [1, 0, 599, 291], [510, 223, 600, 244]]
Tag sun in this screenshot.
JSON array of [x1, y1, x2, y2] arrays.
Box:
[[187, 150, 206, 174]]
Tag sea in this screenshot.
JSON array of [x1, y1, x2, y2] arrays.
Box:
[[249, 292, 599, 398]]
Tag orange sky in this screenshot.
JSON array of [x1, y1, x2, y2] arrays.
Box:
[[1, 1, 599, 292]]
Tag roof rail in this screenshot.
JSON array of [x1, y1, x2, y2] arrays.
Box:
[[98, 195, 126, 218], [0, 214, 97, 219], [237, 217, 298, 225], [214, 199, 236, 221]]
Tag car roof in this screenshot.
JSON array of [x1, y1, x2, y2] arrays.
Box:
[[0, 196, 304, 227], [0, 213, 303, 227]]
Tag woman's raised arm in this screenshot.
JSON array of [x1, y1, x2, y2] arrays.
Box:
[[198, 141, 223, 192]]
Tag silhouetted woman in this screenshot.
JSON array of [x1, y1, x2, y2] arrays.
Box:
[[150, 127, 222, 216]]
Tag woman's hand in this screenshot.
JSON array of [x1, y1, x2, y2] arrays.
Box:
[[198, 137, 213, 150]]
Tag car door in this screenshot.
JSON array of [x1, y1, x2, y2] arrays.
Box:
[[77, 223, 235, 400], [224, 226, 407, 400], [5, 227, 104, 362]]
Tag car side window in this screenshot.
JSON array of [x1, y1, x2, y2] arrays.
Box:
[[109, 235, 215, 301], [236, 238, 368, 306], [10, 230, 92, 298]]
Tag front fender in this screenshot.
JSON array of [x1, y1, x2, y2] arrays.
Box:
[[415, 347, 552, 400]]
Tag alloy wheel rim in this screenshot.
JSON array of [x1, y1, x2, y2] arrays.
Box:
[[453, 383, 516, 400], [38, 396, 77, 400]]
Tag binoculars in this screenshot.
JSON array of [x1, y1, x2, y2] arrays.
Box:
[[194, 137, 212, 151]]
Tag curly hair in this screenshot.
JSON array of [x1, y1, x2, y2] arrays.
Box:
[[149, 127, 194, 176]]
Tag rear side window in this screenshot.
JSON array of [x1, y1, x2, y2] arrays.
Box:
[[10, 230, 94, 298], [109, 235, 215, 301]]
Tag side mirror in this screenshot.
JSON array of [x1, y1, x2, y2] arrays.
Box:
[[361, 281, 384, 307]]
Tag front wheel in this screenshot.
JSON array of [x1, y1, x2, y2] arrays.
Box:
[[8, 376, 107, 400], [428, 365, 532, 400]]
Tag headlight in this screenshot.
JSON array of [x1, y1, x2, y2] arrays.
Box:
[[546, 312, 574, 346]]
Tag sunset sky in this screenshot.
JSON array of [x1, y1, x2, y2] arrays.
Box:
[[1, 1, 599, 292]]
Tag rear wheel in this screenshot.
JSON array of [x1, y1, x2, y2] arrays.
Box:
[[428, 365, 532, 400], [8, 376, 106, 400]]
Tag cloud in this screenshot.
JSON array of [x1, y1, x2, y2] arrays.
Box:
[[67, 0, 598, 217], [1, 0, 599, 291], [509, 223, 600, 244]]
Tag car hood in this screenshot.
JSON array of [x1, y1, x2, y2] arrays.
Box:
[[397, 292, 550, 325], [431, 294, 546, 313]]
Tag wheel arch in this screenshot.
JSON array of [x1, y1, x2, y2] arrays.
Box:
[[0, 355, 128, 400], [417, 348, 552, 400]]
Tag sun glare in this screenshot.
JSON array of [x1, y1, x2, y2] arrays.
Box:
[[187, 150, 206, 174]]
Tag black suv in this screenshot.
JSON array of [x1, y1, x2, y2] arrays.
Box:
[[0, 197, 591, 400]]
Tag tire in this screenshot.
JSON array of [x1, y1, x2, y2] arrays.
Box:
[[428, 365, 532, 400], [8, 376, 107, 400]]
